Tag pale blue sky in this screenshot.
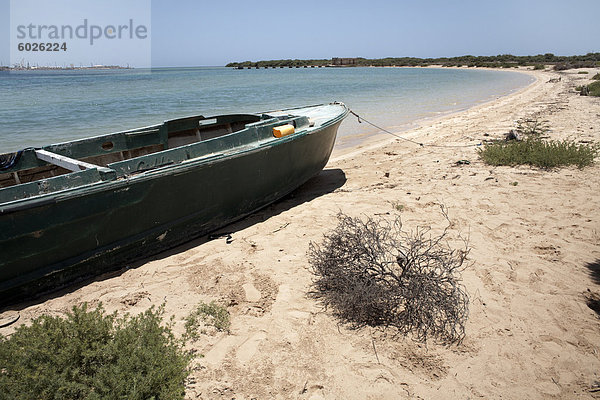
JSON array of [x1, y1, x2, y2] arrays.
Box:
[[1, 0, 599, 67]]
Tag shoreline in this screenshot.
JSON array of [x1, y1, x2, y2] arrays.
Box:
[[2, 66, 599, 399], [332, 66, 540, 161]]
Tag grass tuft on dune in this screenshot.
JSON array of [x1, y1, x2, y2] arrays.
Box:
[[479, 138, 598, 169]]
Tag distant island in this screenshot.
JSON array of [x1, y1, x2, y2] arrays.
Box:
[[226, 53, 600, 70]]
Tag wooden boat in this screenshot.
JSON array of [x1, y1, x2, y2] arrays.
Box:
[[0, 102, 349, 304]]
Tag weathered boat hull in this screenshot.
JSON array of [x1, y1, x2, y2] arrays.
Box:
[[0, 104, 346, 305]]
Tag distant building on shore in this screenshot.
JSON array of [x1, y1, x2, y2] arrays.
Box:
[[332, 57, 359, 66]]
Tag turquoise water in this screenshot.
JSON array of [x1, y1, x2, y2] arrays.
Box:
[[0, 67, 533, 152]]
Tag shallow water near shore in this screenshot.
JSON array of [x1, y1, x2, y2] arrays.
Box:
[[0, 67, 533, 152]]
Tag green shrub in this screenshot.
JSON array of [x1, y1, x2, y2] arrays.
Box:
[[588, 81, 600, 96], [592, 73, 600, 80], [533, 64, 545, 70], [184, 301, 230, 339], [478, 138, 598, 169], [578, 81, 600, 96], [578, 71, 589, 74], [0, 304, 190, 400], [391, 201, 405, 212]]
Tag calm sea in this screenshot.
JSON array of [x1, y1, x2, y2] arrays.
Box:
[[0, 67, 533, 152]]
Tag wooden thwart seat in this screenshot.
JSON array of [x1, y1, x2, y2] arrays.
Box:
[[33, 149, 117, 182], [34, 149, 103, 172]]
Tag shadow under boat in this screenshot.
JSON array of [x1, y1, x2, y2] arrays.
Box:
[[585, 259, 600, 285], [2, 168, 346, 312], [585, 259, 600, 315]]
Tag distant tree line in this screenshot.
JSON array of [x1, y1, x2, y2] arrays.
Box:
[[226, 58, 331, 68], [226, 53, 600, 70]]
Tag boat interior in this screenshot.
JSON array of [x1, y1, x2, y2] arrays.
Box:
[[0, 112, 312, 203]]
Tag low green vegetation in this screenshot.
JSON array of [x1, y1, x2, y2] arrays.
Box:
[[587, 81, 600, 96], [0, 304, 190, 400], [391, 201, 405, 212], [184, 301, 230, 339], [533, 64, 545, 70], [577, 80, 600, 96], [479, 138, 598, 169], [227, 53, 600, 69], [592, 73, 600, 80], [578, 71, 589, 74]]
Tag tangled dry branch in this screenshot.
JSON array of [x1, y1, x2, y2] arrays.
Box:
[[308, 209, 469, 344]]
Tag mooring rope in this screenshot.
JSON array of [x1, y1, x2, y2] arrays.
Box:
[[349, 110, 482, 149]]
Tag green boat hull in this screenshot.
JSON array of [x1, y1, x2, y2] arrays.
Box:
[[0, 103, 347, 305]]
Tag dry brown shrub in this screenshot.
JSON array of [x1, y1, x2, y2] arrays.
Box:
[[308, 208, 469, 344]]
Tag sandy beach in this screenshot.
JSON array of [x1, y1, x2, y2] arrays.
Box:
[[2, 66, 599, 399]]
